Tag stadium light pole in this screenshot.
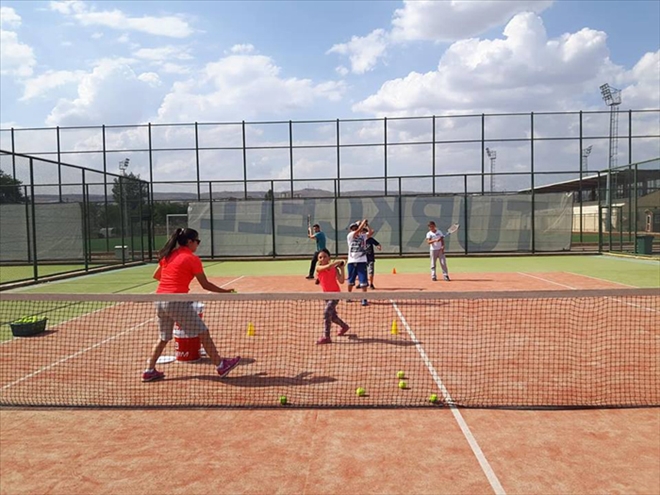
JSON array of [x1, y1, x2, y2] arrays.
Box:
[[600, 83, 621, 225], [118, 158, 130, 237], [486, 147, 496, 193], [581, 145, 592, 174]]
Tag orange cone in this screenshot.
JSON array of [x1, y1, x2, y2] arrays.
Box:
[[392, 268, 397, 274]]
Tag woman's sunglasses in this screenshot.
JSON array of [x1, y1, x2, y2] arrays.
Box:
[[192, 239, 201, 245]]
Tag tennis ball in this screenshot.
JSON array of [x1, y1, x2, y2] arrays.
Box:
[[429, 394, 438, 404], [279, 395, 288, 405], [356, 387, 366, 397], [398, 380, 407, 389], [396, 370, 405, 379]]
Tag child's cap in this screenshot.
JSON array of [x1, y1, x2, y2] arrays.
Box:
[[349, 222, 359, 230]]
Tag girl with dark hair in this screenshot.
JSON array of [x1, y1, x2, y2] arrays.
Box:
[[142, 228, 240, 382], [314, 248, 350, 345]]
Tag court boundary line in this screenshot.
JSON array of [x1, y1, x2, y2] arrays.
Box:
[[391, 300, 506, 495], [1, 317, 155, 392], [517, 272, 658, 313], [517, 272, 576, 289], [569, 272, 638, 288], [1, 277, 246, 388], [0, 302, 126, 347]]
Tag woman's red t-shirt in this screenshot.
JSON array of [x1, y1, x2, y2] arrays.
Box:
[[156, 247, 203, 293], [317, 266, 341, 293]]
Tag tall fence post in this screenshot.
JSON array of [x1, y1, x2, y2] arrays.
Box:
[[481, 114, 485, 195], [530, 112, 536, 254], [195, 122, 201, 201], [209, 181, 215, 259], [463, 174, 469, 255], [242, 120, 248, 200], [148, 122, 154, 260], [578, 111, 583, 244], [432, 115, 436, 195], [289, 121, 294, 198], [336, 119, 341, 198], [271, 180, 277, 258], [29, 158, 38, 281], [384, 117, 388, 195], [56, 126, 62, 202]]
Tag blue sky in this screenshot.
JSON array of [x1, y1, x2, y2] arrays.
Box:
[[0, 0, 658, 185]]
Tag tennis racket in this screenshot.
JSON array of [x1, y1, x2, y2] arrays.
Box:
[[307, 215, 312, 236], [446, 223, 459, 235]]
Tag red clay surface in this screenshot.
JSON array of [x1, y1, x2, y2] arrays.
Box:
[[1, 271, 659, 495]]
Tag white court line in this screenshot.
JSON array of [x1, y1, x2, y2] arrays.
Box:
[[569, 272, 638, 288], [0, 302, 126, 347], [391, 301, 506, 495], [1, 317, 155, 392], [517, 272, 576, 290], [517, 273, 658, 313]]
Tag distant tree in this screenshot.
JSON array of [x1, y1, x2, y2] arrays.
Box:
[[265, 189, 274, 201], [111, 172, 147, 211], [0, 169, 25, 204], [151, 201, 188, 226]]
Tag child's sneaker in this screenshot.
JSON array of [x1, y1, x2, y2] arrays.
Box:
[[142, 369, 165, 382], [432, 276, 437, 281], [316, 336, 332, 345], [444, 275, 451, 281], [369, 284, 375, 290], [217, 356, 241, 378], [361, 299, 368, 306], [337, 325, 350, 336]]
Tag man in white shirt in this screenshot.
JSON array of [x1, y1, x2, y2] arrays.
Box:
[[347, 219, 371, 306], [425, 221, 450, 281]]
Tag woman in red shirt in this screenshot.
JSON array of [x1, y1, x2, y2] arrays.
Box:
[[315, 248, 350, 345], [142, 228, 240, 382]]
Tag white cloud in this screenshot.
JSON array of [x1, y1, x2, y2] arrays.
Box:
[[156, 51, 346, 123], [327, 29, 389, 74], [229, 44, 255, 55], [0, 29, 36, 77], [49, 0, 194, 38], [137, 71, 161, 86], [618, 51, 660, 109], [21, 69, 86, 100], [335, 65, 349, 77], [91, 32, 103, 39], [45, 59, 166, 126], [328, 0, 553, 73], [391, 0, 552, 42], [353, 13, 627, 117], [133, 45, 193, 61], [0, 6, 22, 28]]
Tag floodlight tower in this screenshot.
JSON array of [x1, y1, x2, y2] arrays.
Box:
[[581, 145, 592, 174], [118, 158, 130, 236], [599, 83, 621, 209], [486, 147, 497, 193]]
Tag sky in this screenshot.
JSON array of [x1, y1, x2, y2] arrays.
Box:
[[0, 0, 658, 188]]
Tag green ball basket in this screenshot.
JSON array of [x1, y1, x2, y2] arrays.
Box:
[[10, 318, 48, 337]]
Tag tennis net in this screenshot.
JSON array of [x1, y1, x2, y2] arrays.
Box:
[[1, 289, 658, 408]]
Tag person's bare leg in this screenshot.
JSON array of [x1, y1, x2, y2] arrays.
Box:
[[146, 340, 169, 370], [198, 331, 221, 367]]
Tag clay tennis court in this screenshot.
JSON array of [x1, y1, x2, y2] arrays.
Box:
[[1, 270, 658, 494]]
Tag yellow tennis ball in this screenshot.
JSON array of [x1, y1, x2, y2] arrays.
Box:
[[396, 370, 405, 379], [356, 387, 366, 397], [398, 380, 407, 389], [429, 394, 438, 404], [279, 395, 288, 405]]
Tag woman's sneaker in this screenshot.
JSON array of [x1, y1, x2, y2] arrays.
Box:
[[217, 357, 241, 377], [337, 325, 350, 336], [142, 369, 165, 382], [316, 336, 332, 345]]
